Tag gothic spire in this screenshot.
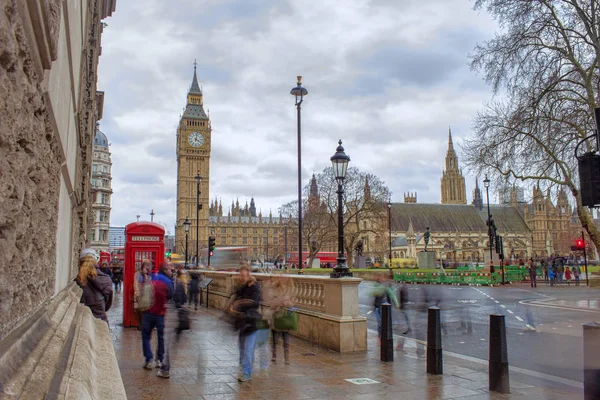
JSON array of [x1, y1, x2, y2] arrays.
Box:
[[189, 59, 202, 95], [448, 126, 453, 149]]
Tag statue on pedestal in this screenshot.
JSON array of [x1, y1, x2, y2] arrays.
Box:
[[355, 239, 364, 257], [424, 227, 431, 252]]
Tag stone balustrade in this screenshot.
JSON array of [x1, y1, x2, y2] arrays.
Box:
[[195, 271, 366, 353]]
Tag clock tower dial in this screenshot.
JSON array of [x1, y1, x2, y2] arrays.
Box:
[[175, 62, 212, 257], [188, 132, 204, 147]]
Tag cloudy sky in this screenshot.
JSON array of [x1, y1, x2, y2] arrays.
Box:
[[97, 0, 499, 233]]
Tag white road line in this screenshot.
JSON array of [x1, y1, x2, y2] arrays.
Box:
[[515, 316, 524, 322], [507, 310, 514, 314], [495, 300, 500, 304], [500, 305, 506, 309], [490, 298, 495, 300]]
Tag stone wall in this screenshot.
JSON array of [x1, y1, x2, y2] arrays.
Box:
[[0, 0, 116, 341]]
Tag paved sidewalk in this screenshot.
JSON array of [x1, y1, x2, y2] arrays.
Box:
[[108, 293, 582, 399]]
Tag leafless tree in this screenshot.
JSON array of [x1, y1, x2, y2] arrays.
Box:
[[464, 0, 600, 250]]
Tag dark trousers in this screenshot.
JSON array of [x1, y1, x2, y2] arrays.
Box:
[[271, 330, 290, 361], [530, 274, 537, 287], [189, 292, 199, 308], [142, 313, 165, 363]]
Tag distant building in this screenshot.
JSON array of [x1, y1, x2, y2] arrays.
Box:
[[498, 183, 525, 205], [89, 124, 113, 251], [164, 235, 175, 253], [109, 226, 126, 248], [440, 128, 467, 204]]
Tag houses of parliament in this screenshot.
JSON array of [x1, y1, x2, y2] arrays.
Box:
[[174, 63, 587, 263]]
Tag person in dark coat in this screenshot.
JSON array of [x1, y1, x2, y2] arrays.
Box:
[[75, 249, 114, 323], [188, 273, 200, 310], [230, 263, 261, 382], [112, 264, 124, 292]]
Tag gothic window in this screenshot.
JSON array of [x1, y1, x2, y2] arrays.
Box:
[[253, 237, 258, 245], [243, 237, 248, 245], [242, 228, 247, 233], [220, 238, 226, 245], [232, 237, 237, 245], [221, 228, 226, 234]]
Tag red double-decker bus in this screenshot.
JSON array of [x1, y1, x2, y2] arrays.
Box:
[[286, 251, 340, 266]]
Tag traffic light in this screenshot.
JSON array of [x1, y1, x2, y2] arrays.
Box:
[[495, 235, 503, 255], [165, 250, 172, 258], [571, 239, 585, 251], [578, 153, 600, 207], [208, 236, 216, 252]]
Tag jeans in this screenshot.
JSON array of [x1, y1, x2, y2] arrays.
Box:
[[530, 274, 537, 287], [142, 313, 165, 363], [374, 307, 382, 337], [189, 292, 199, 308], [256, 329, 271, 370], [239, 331, 258, 376]]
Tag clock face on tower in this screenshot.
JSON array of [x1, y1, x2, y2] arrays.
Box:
[[188, 131, 204, 147]]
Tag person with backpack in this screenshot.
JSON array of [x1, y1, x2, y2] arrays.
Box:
[[134, 260, 152, 329], [141, 263, 173, 371]]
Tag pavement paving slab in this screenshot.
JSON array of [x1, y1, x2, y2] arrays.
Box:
[[108, 292, 583, 399]]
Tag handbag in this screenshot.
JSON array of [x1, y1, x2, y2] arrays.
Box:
[[136, 281, 154, 312], [177, 308, 190, 333], [273, 308, 298, 331]]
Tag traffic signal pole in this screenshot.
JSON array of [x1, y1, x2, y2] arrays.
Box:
[[582, 230, 589, 286]]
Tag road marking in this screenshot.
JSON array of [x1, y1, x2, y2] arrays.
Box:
[[507, 310, 514, 314], [500, 305, 506, 309], [516, 316, 524, 322], [480, 338, 485, 341], [495, 300, 500, 304], [567, 325, 573, 328], [459, 341, 465, 344]]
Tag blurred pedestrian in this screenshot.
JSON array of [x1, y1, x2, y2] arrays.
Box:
[[371, 278, 399, 339], [230, 263, 261, 382], [528, 258, 537, 288], [263, 277, 295, 365], [565, 266, 572, 285], [549, 266, 556, 287], [157, 267, 188, 379], [398, 283, 412, 334], [75, 249, 113, 323], [142, 262, 173, 371], [573, 265, 581, 286], [134, 260, 152, 330], [188, 273, 200, 310], [99, 261, 113, 279], [542, 260, 549, 283], [112, 264, 123, 292]]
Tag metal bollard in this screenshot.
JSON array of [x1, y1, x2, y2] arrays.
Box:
[[427, 306, 443, 374], [584, 322, 600, 400], [489, 314, 510, 393], [380, 303, 393, 362]]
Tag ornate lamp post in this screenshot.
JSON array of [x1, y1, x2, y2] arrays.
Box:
[[483, 175, 493, 267], [387, 199, 392, 268], [195, 174, 202, 267], [183, 217, 191, 267], [330, 140, 352, 278], [290, 76, 307, 269]]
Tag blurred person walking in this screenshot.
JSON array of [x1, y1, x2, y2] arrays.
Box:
[[573, 265, 581, 286], [264, 277, 295, 365], [141, 263, 173, 371], [134, 260, 152, 330], [371, 278, 399, 339], [188, 273, 200, 310], [229, 263, 261, 382], [112, 264, 123, 292], [157, 267, 188, 379], [75, 249, 113, 323], [528, 258, 537, 288]]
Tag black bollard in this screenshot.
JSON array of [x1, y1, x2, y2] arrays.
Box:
[[427, 306, 443, 374], [489, 314, 510, 393], [380, 303, 393, 362], [584, 322, 600, 400]]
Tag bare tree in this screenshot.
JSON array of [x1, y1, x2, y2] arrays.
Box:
[[317, 167, 390, 268], [465, 0, 600, 251]]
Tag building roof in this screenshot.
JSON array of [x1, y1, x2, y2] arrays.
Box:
[[94, 130, 109, 148], [183, 104, 209, 120], [189, 64, 202, 95], [390, 203, 530, 234]]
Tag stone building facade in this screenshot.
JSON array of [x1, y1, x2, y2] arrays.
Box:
[[0, 1, 124, 397], [89, 123, 112, 251]]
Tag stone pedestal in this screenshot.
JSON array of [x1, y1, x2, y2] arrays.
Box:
[[355, 255, 367, 269], [418, 251, 436, 269]]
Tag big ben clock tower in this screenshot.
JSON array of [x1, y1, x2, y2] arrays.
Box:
[[175, 62, 211, 261]]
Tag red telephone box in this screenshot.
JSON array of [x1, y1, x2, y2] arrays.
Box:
[[123, 222, 165, 327], [99, 251, 111, 264]]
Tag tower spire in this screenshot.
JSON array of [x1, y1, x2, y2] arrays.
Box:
[[448, 126, 453, 149], [189, 60, 202, 95]]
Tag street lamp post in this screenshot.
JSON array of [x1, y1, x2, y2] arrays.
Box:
[[291, 76, 307, 269], [183, 217, 191, 267], [330, 140, 352, 278], [483, 175, 494, 267], [195, 174, 202, 268], [387, 199, 392, 268]]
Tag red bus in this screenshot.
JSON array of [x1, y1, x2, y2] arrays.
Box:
[[286, 251, 340, 265], [99, 251, 111, 264]]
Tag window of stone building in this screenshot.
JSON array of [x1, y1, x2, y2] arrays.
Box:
[[254, 229, 258, 234], [243, 237, 247, 245], [221, 228, 226, 234], [90, 229, 96, 241], [220, 238, 226, 245], [100, 230, 108, 242], [274, 237, 278, 244], [242, 228, 247, 233], [263, 229, 268, 234], [232, 228, 237, 234], [92, 164, 97, 172], [253, 237, 258, 245], [232, 237, 237, 245]]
